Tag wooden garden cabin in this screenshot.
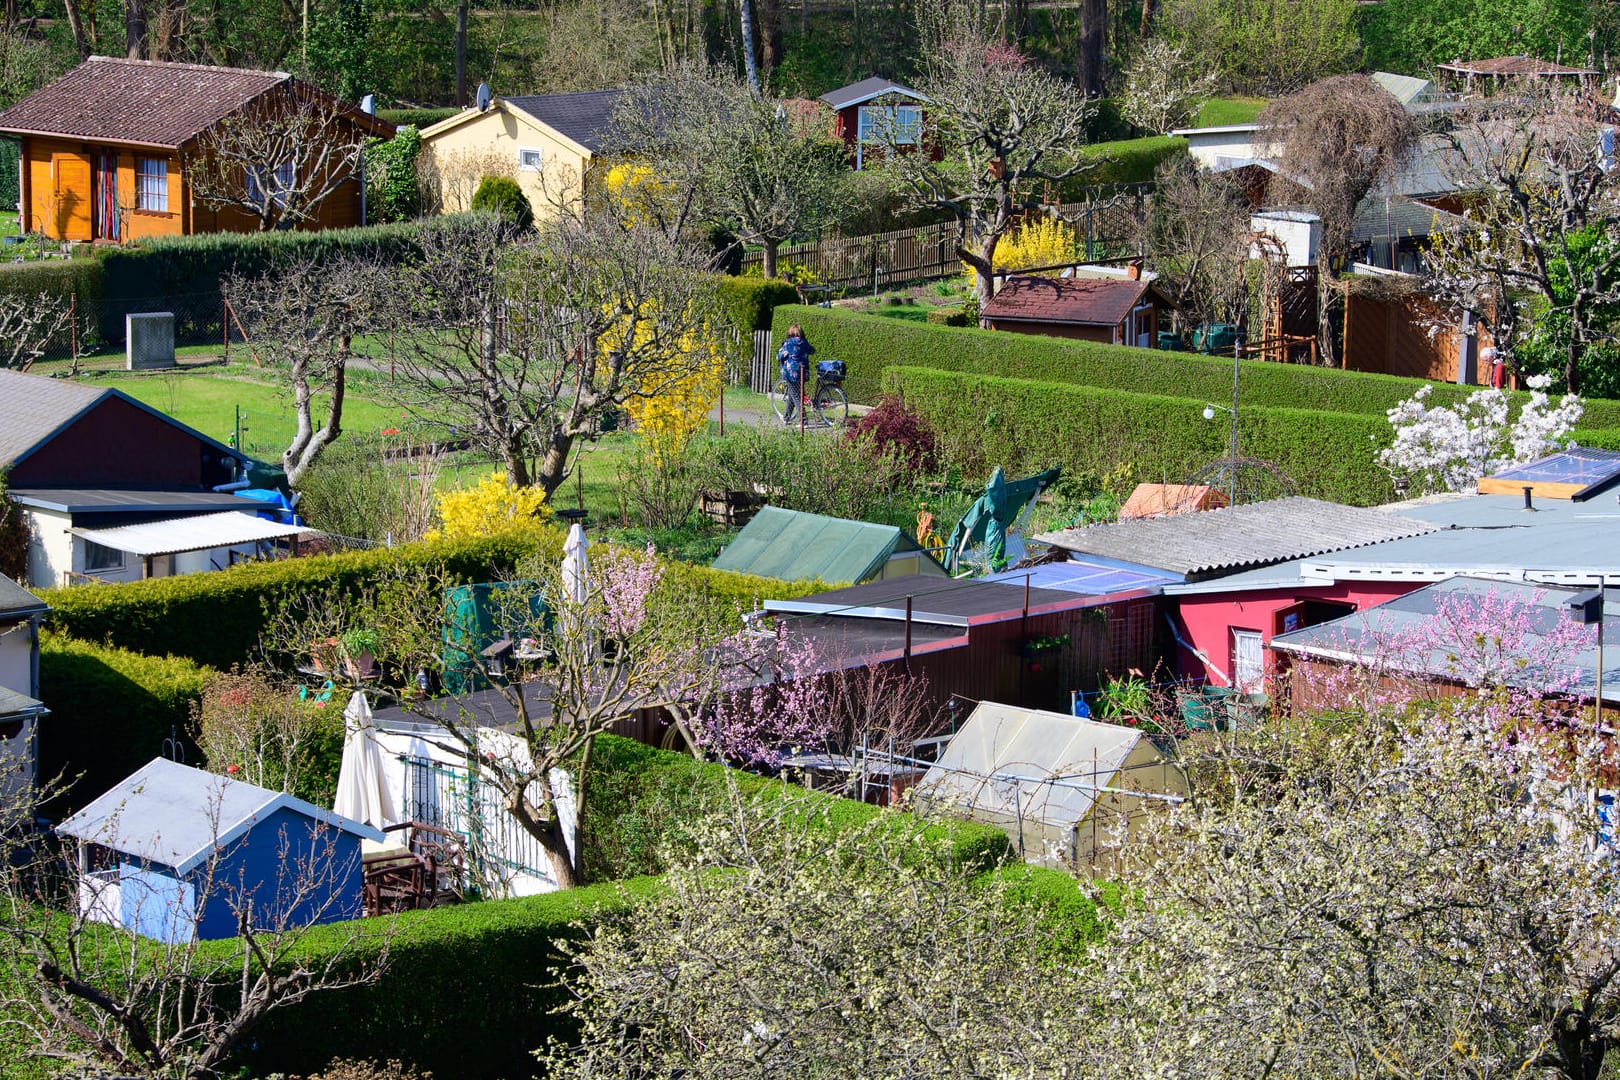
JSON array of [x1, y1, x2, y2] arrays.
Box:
[[0, 57, 393, 243]]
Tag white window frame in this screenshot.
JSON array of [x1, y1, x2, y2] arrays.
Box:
[[893, 104, 922, 145], [517, 146, 543, 172], [81, 539, 125, 574], [136, 157, 168, 213]]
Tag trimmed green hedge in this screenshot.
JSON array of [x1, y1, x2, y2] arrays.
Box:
[[42, 529, 816, 670], [780, 305, 1620, 429], [38, 635, 215, 812], [583, 734, 1012, 881], [377, 106, 459, 128], [0, 137, 18, 206], [716, 274, 801, 333], [1071, 135, 1189, 191], [95, 219, 433, 342], [0, 258, 104, 354], [884, 365, 1397, 505]]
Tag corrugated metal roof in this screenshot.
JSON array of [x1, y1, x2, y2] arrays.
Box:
[[0, 576, 46, 619], [9, 489, 264, 514], [1370, 71, 1437, 106], [72, 511, 306, 557], [0, 371, 107, 467], [1037, 497, 1440, 579], [1351, 196, 1472, 244], [712, 506, 934, 584], [57, 758, 378, 876], [818, 76, 925, 111], [1271, 575, 1620, 701]]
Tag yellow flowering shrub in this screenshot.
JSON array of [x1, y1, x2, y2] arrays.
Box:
[[428, 471, 550, 540], [602, 162, 675, 227], [964, 216, 1079, 287], [599, 299, 727, 467]]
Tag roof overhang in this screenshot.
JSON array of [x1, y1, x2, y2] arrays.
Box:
[[423, 99, 596, 159], [72, 510, 307, 557], [0, 126, 180, 151], [819, 84, 929, 111]]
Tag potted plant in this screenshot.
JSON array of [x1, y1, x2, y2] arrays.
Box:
[[339, 628, 381, 679], [310, 636, 342, 674]]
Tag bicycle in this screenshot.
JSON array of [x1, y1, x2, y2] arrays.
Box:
[[770, 359, 848, 427]]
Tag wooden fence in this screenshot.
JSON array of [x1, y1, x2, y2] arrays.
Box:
[[738, 189, 1150, 290]]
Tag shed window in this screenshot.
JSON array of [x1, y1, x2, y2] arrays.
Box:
[[246, 162, 295, 207], [82, 540, 124, 573], [136, 158, 168, 212], [894, 105, 922, 144], [857, 103, 921, 146], [517, 147, 542, 171]]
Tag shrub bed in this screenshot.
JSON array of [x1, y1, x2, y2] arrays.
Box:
[[42, 529, 815, 670], [780, 305, 1620, 429], [38, 635, 215, 812], [883, 365, 1396, 505]]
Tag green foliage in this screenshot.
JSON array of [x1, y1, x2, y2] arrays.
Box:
[[883, 364, 1397, 505], [714, 274, 801, 333], [1159, 0, 1362, 94], [95, 219, 431, 342], [41, 531, 551, 670], [1507, 226, 1620, 399], [1361, 0, 1591, 75], [305, 0, 374, 101], [377, 107, 459, 129], [582, 734, 1012, 882], [775, 304, 1620, 428], [0, 257, 104, 354], [0, 137, 17, 206], [1072, 135, 1190, 191], [1194, 96, 1267, 126], [364, 126, 422, 225], [469, 175, 534, 231], [38, 635, 215, 812], [926, 305, 973, 326]]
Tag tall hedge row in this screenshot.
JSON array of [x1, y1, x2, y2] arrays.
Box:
[[884, 365, 1397, 505], [0, 258, 104, 354], [779, 305, 1620, 429], [715, 275, 801, 332], [42, 529, 814, 670], [38, 636, 215, 812]]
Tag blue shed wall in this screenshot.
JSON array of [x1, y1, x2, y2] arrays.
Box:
[[188, 807, 366, 940]]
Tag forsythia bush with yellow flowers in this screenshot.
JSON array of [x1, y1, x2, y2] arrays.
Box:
[[602, 162, 675, 228], [964, 217, 1079, 287], [429, 471, 550, 540]]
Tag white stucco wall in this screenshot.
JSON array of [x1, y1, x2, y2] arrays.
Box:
[[0, 625, 31, 698], [1171, 125, 1261, 169]]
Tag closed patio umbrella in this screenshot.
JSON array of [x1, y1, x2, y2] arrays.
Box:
[[334, 692, 400, 830], [561, 522, 589, 606]]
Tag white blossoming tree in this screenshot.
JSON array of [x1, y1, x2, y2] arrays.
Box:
[[1378, 374, 1584, 495]]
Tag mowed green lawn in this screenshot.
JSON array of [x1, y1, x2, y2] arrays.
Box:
[[78, 365, 411, 460]]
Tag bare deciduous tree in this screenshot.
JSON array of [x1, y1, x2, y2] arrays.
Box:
[[1424, 86, 1620, 396], [1257, 74, 1417, 363], [893, 4, 1097, 311], [1142, 156, 1253, 333], [383, 211, 726, 495], [613, 63, 848, 277], [228, 254, 391, 487], [0, 778, 389, 1076], [185, 90, 369, 232], [0, 292, 72, 372]]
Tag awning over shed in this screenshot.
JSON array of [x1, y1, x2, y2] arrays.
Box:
[[72, 511, 306, 557]]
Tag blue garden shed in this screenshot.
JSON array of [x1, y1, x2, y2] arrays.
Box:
[[57, 758, 381, 943]]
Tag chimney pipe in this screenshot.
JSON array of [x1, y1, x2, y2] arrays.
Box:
[[1524, 485, 1535, 511], [1126, 259, 1143, 281]]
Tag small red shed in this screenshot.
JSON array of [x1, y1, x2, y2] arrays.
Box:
[[980, 273, 1177, 346], [818, 76, 928, 170]]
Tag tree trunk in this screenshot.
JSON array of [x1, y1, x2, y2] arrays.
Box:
[[535, 430, 573, 495], [738, 0, 761, 96], [283, 346, 347, 488], [1566, 339, 1582, 395], [1139, 0, 1156, 37], [965, 239, 998, 316], [759, 0, 783, 69], [455, 0, 468, 107], [1077, 0, 1105, 97], [762, 238, 780, 279], [61, 0, 88, 56], [125, 0, 145, 59]]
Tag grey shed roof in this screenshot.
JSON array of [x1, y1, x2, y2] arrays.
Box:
[[505, 88, 626, 153], [8, 489, 264, 514], [1352, 196, 1472, 244], [1271, 575, 1620, 702], [0, 576, 47, 620], [0, 686, 47, 720], [1036, 497, 1440, 580], [57, 758, 380, 876], [819, 76, 926, 110], [711, 505, 939, 584], [1370, 71, 1438, 107]]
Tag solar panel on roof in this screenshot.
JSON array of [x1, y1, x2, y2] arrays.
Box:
[[1489, 448, 1620, 485], [982, 560, 1177, 596]]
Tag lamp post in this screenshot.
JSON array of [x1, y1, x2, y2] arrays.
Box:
[[1201, 348, 1241, 504], [1567, 586, 1606, 731]]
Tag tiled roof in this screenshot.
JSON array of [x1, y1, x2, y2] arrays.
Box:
[[0, 370, 107, 467], [1036, 497, 1441, 580], [982, 275, 1155, 327], [505, 89, 627, 153], [819, 76, 926, 111], [1437, 55, 1596, 76], [0, 57, 291, 147]]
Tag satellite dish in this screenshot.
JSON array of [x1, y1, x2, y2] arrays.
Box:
[[360, 93, 376, 115], [476, 82, 492, 112]]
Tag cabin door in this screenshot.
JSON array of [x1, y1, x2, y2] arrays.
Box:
[[93, 152, 120, 241], [52, 153, 93, 241]]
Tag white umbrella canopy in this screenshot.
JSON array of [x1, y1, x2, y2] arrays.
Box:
[[334, 692, 400, 830], [561, 522, 590, 606]]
